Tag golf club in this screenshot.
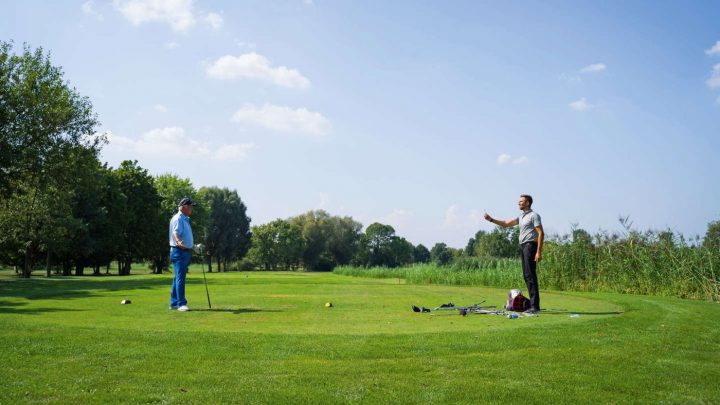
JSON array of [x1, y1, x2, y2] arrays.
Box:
[[195, 244, 212, 309]]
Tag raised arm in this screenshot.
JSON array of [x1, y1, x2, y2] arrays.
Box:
[[483, 212, 519, 228]]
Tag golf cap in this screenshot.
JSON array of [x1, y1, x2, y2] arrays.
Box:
[[178, 198, 196, 207]]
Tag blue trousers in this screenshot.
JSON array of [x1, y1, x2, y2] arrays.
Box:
[[170, 247, 191, 307]]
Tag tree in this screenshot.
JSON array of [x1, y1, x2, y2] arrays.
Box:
[[114, 160, 163, 275], [413, 244, 431, 263], [704, 220, 720, 250], [0, 41, 103, 194], [324, 215, 362, 267], [465, 230, 487, 256], [352, 223, 398, 267], [430, 243, 453, 265], [389, 236, 414, 267], [199, 187, 251, 272], [0, 42, 103, 277], [474, 227, 518, 258], [59, 148, 125, 276], [248, 219, 303, 270]]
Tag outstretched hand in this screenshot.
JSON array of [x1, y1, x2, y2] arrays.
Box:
[[483, 212, 493, 222]]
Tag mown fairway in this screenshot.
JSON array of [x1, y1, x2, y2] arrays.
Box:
[[1, 269, 719, 404]]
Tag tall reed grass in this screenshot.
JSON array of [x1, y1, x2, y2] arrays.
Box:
[[335, 231, 720, 301]]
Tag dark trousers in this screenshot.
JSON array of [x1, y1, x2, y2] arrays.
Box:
[[520, 242, 540, 310]]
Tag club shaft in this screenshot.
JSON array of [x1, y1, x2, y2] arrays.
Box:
[[201, 256, 211, 309]]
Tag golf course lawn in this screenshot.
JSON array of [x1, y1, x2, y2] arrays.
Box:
[[1, 269, 718, 404]]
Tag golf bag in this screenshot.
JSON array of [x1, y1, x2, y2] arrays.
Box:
[[505, 289, 530, 312]]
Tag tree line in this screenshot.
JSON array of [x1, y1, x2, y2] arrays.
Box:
[[3, 41, 719, 279], [0, 42, 252, 277]]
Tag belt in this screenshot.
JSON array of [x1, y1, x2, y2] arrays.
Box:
[[171, 245, 188, 251], [521, 241, 538, 245]]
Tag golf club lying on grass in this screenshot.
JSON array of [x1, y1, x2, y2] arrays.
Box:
[[413, 300, 503, 316]]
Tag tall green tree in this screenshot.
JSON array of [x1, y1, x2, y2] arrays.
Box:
[[59, 148, 125, 276], [353, 223, 398, 267], [114, 160, 163, 275], [198, 187, 251, 272], [413, 244, 431, 263], [248, 219, 303, 270], [0, 42, 103, 277], [389, 236, 415, 267], [465, 230, 487, 256], [474, 227, 519, 258], [430, 243, 453, 265]]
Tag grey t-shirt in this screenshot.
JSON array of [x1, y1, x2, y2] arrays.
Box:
[[517, 210, 542, 244]]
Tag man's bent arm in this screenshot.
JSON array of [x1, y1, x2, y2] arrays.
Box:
[[173, 232, 187, 250]]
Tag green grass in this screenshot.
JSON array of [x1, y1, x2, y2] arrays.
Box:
[[1, 269, 719, 403]]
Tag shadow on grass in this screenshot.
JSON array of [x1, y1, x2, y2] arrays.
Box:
[[540, 310, 624, 315], [0, 301, 86, 315], [189, 308, 281, 314], [0, 277, 172, 300]]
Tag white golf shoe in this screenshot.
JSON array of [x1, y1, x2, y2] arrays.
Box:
[[177, 305, 190, 312]]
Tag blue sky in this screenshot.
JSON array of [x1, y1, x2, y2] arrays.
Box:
[[4, 1, 720, 247]]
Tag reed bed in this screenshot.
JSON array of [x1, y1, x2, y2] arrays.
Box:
[[335, 232, 720, 301]]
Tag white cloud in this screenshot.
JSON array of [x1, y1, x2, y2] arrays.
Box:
[[318, 192, 329, 209], [114, 0, 196, 31], [569, 97, 593, 111], [707, 64, 720, 89], [153, 104, 168, 112], [580, 63, 606, 73], [214, 143, 253, 161], [82, 1, 104, 20], [231, 103, 331, 136], [444, 205, 482, 228], [114, 0, 222, 32], [235, 40, 257, 49], [206, 53, 310, 89], [497, 153, 527, 165], [165, 41, 180, 50], [383, 209, 412, 229], [202, 12, 223, 30], [106, 127, 253, 161], [705, 41, 720, 56], [497, 153, 511, 165]]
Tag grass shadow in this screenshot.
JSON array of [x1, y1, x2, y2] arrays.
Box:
[[0, 299, 87, 315], [540, 310, 624, 315], [189, 308, 281, 314]]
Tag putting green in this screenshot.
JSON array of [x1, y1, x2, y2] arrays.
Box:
[[1, 271, 622, 335]]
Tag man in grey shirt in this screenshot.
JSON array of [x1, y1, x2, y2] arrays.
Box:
[[484, 194, 544, 314]]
